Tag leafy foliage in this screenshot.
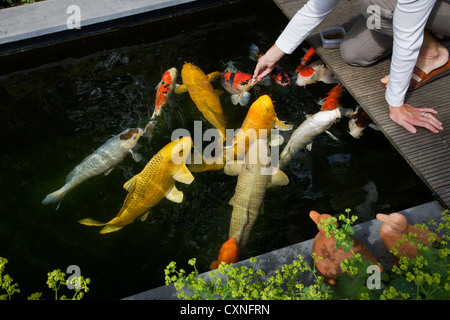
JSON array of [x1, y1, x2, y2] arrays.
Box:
[[0, 258, 90, 300], [166, 209, 450, 300]]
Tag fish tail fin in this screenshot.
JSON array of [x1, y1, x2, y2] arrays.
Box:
[[239, 92, 251, 106], [249, 44, 260, 61], [42, 188, 66, 207], [78, 218, 106, 227]]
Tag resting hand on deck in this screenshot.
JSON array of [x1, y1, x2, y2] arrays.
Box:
[[389, 104, 443, 134]]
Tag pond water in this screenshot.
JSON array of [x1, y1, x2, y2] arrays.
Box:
[[0, 0, 432, 299]]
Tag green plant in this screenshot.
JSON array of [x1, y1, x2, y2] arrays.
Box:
[[0, 257, 90, 300], [165, 209, 449, 300]]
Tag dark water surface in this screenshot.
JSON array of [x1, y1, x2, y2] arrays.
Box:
[[0, 0, 432, 299]]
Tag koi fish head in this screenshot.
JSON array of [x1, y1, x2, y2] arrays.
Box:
[[210, 237, 239, 270], [296, 66, 316, 86], [119, 128, 143, 148], [247, 95, 277, 126]]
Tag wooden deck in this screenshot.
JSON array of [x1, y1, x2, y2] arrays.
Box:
[[273, 0, 450, 209]]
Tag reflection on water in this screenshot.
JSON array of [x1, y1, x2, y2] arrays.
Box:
[[0, 0, 432, 299]]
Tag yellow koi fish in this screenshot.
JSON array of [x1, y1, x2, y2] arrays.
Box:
[[227, 94, 292, 161], [176, 63, 226, 141], [79, 136, 194, 234]]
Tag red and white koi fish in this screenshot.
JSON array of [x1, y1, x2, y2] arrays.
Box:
[[317, 83, 345, 111], [249, 44, 290, 86], [295, 47, 317, 74], [144, 67, 177, 136], [348, 105, 376, 139], [221, 61, 271, 106], [295, 59, 336, 87]]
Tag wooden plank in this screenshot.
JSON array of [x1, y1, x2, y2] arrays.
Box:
[[273, 0, 450, 208]]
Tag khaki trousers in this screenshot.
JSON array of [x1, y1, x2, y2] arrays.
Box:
[[340, 0, 450, 66]]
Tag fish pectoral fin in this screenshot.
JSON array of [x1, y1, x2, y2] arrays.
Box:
[[224, 160, 244, 176], [123, 175, 139, 192], [228, 195, 235, 206], [269, 134, 284, 147], [104, 167, 115, 176], [166, 185, 184, 203], [139, 212, 149, 222], [275, 119, 293, 131], [79, 218, 106, 226], [129, 149, 143, 162], [325, 130, 339, 141], [230, 94, 240, 105], [173, 163, 194, 185], [214, 89, 224, 96], [268, 168, 290, 187], [306, 142, 313, 151], [174, 84, 187, 94]]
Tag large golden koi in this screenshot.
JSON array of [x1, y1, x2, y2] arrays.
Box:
[[177, 63, 226, 141], [79, 136, 194, 234], [225, 139, 289, 247]]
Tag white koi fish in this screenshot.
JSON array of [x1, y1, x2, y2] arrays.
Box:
[[42, 128, 143, 209]]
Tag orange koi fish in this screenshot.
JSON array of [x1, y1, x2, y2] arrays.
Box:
[[295, 47, 316, 74], [317, 83, 345, 111], [210, 237, 239, 270], [144, 67, 177, 136], [249, 44, 290, 86]]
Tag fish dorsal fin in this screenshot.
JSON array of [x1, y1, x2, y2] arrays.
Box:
[[224, 160, 245, 176], [123, 175, 139, 192], [275, 119, 293, 131], [173, 163, 194, 185], [166, 185, 184, 203], [268, 168, 290, 187]]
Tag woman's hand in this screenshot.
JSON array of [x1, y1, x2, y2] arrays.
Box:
[[253, 44, 286, 81], [389, 104, 443, 134]]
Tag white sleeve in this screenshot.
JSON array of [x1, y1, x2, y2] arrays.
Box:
[[275, 0, 340, 54], [385, 0, 437, 107]]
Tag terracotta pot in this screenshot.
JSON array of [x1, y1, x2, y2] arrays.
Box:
[[310, 210, 381, 285], [376, 212, 441, 258]]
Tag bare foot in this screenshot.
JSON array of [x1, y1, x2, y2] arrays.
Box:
[[380, 31, 449, 87]]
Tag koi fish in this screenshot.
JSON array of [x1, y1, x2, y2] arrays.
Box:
[[176, 63, 226, 142], [210, 237, 239, 270], [348, 105, 376, 139], [317, 83, 345, 111], [295, 59, 336, 87], [220, 61, 271, 106], [295, 47, 317, 74], [226, 94, 292, 161], [249, 44, 290, 86], [42, 128, 143, 209], [279, 108, 342, 169], [144, 68, 177, 137], [225, 139, 289, 247], [79, 136, 194, 234]]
